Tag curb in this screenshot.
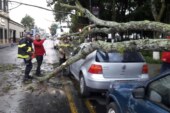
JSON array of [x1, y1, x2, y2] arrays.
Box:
[[0, 44, 11, 49]]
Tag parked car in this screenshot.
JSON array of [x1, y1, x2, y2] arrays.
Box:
[[69, 43, 149, 96], [106, 72, 170, 113]]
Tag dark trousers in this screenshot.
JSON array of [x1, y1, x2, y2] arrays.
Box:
[[36, 55, 43, 75], [59, 58, 66, 65], [160, 62, 170, 74], [59, 58, 67, 76], [24, 59, 32, 78]]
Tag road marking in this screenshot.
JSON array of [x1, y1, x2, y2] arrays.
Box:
[[85, 99, 96, 113], [63, 77, 78, 113]]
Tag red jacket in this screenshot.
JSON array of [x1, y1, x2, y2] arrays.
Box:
[[161, 36, 170, 63], [33, 39, 46, 56], [161, 52, 170, 63]]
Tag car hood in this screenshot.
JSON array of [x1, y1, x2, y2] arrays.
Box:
[[109, 81, 144, 97]]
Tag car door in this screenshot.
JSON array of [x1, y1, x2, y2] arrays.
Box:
[[128, 75, 170, 113]]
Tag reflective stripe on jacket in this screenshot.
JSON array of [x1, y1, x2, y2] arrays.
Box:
[[18, 38, 33, 59]]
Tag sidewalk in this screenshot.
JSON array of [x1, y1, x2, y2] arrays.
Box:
[[0, 43, 11, 49], [0, 43, 18, 49]]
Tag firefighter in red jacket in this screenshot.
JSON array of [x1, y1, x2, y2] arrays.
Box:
[[33, 34, 46, 76], [161, 36, 170, 73]]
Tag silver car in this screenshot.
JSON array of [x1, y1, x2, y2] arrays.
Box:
[[69, 43, 149, 96]]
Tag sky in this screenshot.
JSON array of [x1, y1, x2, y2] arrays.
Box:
[[9, 0, 55, 33]]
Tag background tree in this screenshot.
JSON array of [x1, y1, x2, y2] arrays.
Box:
[[21, 14, 35, 31], [50, 23, 58, 36], [33, 0, 170, 82]]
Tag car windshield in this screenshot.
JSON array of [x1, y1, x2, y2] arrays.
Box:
[[96, 50, 144, 62]]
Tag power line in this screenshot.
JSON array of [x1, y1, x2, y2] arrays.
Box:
[[8, 0, 73, 14], [9, 4, 22, 10]]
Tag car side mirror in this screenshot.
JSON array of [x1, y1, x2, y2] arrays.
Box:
[[132, 87, 145, 99], [149, 90, 162, 103]]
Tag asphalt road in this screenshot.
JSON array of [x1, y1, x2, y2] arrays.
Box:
[[0, 40, 106, 113], [0, 39, 59, 64], [0, 46, 19, 64], [0, 39, 161, 113]]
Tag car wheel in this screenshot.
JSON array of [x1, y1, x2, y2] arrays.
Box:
[[107, 102, 119, 113], [79, 75, 89, 97]]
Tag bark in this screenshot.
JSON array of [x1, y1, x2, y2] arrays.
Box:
[[57, 24, 95, 39], [151, 0, 166, 21], [151, 0, 158, 20], [151, 0, 166, 38], [112, 0, 116, 21], [37, 39, 170, 81]]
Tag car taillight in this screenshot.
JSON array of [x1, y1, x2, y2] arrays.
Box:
[[88, 64, 103, 74], [142, 64, 148, 74]]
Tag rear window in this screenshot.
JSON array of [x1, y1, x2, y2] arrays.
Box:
[[96, 50, 144, 62]]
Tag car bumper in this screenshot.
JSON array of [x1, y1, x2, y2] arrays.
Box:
[[85, 74, 149, 90]]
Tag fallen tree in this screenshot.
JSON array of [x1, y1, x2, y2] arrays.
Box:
[[36, 0, 170, 81], [37, 39, 170, 81], [55, 1, 170, 35]]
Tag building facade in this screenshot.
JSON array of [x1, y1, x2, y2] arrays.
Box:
[[0, 0, 9, 44], [56, 21, 70, 37], [0, 0, 25, 44], [9, 20, 25, 42]]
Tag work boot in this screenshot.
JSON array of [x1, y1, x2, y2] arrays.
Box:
[[35, 72, 43, 77], [37, 74, 44, 77], [27, 76, 33, 79], [22, 77, 32, 84]]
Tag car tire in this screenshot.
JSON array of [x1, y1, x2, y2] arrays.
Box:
[[79, 75, 89, 97], [107, 102, 119, 113]]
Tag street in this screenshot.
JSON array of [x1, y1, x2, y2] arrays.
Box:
[[0, 0, 169, 112], [0, 45, 19, 64], [0, 39, 107, 113], [0, 39, 163, 113], [0, 39, 162, 113]]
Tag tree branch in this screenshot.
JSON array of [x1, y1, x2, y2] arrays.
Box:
[[151, 0, 166, 21], [157, 0, 166, 21], [151, 0, 158, 20], [8, 0, 72, 14], [37, 39, 170, 81], [57, 24, 95, 39], [56, 2, 170, 35]]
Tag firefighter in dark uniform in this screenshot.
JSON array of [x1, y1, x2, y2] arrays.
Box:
[[18, 32, 33, 82]]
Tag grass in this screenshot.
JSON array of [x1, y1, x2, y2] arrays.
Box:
[[141, 51, 162, 64], [144, 56, 162, 64]]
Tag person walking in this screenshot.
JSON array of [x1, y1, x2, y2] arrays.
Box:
[[33, 34, 46, 76], [18, 32, 33, 82]]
